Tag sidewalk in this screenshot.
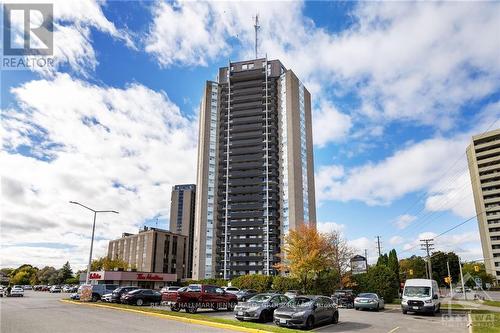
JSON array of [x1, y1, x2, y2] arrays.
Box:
[[452, 299, 500, 313]]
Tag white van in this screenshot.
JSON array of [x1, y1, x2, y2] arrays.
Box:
[[401, 279, 440, 315]]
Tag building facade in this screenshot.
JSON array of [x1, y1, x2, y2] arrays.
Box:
[[107, 227, 187, 281], [193, 58, 316, 280], [467, 128, 500, 283], [169, 184, 196, 278]]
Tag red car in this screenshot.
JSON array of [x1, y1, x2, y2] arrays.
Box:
[[170, 284, 237, 313]]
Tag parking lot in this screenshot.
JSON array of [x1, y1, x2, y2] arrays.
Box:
[[1, 291, 470, 333]]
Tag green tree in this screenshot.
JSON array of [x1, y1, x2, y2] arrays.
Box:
[[271, 276, 302, 293], [388, 249, 400, 284], [36, 266, 58, 285], [399, 255, 427, 281], [366, 265, 399, 303], [377, 254, 389, 266], [91, 256, 129, 271], [57, 261, 73, 284], [430, 251, 460, 286], [9, 264, 38, 285]]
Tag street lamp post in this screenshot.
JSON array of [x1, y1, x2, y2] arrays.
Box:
[[69, 201, 118, 285]]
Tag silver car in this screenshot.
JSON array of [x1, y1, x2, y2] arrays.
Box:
[[354, 293, 385, 311], [234, 293, 289, 322], [274, 295, 339, 330]]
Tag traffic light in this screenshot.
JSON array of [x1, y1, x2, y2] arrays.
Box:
[[444, 276, 451, 284], [474, 265, 480, 272], [409, 269, 413, 276]]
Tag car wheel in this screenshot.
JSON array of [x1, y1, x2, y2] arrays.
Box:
[[259, 311, 266, 322], [170, 304, 181, 312], [91, 294, 99, 302], [332, 311, 339, 324], [435, 304, 441, 313], [402, 310, 407, 314], [376, 304, 380, 312], [355, 307, 359, 310], [136, 298, 144, 306], [186, 301, 198, 314], [305, 316, 314, 330]]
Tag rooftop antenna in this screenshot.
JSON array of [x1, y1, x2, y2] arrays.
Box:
[[253, 14, 260, 59]]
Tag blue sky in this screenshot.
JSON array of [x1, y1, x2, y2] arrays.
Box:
[[1, 1, 499, 269]]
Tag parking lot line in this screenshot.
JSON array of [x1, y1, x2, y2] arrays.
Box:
[[387, 326, 400, 333]]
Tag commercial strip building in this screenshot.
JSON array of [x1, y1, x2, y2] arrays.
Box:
[[467, 128, 500, 283], [107, 227, 188, 281], [79, 271, 177, 289], [169, 184, 196, 279], [193, 58, 316, 280]]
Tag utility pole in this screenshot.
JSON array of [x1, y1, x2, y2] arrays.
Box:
[[420, 239, 434, 280], [375, 236, 382, 257], [253, 14, 260, 59], [458, 257, 467, 301], [447, 260, 453, 295]]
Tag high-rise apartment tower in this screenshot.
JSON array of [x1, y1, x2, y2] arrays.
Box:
[[193, 58, 316, 279], [169, 184, 196, 279], [467, 128, 500, 283]]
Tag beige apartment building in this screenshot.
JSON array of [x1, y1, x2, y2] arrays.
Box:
[[467, 128, 500, 283], [107, 227, 188, 281]]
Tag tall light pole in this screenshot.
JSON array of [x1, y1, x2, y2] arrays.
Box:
[[69, 201, 118, 284]]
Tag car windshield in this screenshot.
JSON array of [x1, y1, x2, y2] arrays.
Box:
[[248, 294, 272, 303], [404, 286, 431, 297], [358, 293, 376, 298], [187, 285, 201, 292], [288, 297, 314, 308], [13, 285, 21, 288]]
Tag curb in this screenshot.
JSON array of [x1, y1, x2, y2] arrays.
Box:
[[59, 300, 269, 333]]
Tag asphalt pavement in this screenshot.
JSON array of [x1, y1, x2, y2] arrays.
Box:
[[1, 291, 471, 333], [0, 291, 223, 333]]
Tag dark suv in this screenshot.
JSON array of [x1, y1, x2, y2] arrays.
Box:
[[110, 286, 138, 303], [332, 290, 355, 308], [91, 284, 118, 302]]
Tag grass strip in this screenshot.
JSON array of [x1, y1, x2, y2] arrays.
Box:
[[64, 300, 304, 333], [470, 311, 500, 333]]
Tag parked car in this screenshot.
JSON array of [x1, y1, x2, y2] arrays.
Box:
[[70, 292, 80, 300], [401, 279, 441, 315], [160, 286, 181, 293], [11, 285, 25, 297], [90, 284, 119, 302], [274, 295, 339, 330], [68, 285, 78, 293], [62, 285, 74, 293], [41, 285, 50, 291], [101, 293, 112, 302], [223, 286, 240, 294], [235, 289, 258, 302], [0, 286, 4, 297], [332, 289, 355, 308], [234, 293, 289, 322], [120, 289, 162, 306], [284, 290, 300, 299], [23, 285, 33, 290], [110, 286, 138, 303], [171, 284, 237, 313], [354, 293, 385, 311], [49, 285, 62, 293], [161, 286, 186, 306]]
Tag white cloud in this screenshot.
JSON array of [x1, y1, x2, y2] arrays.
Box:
[[389, 236, 405, 245], [313, 101, 352, 147], [316, 135, 469, 205], [317, 221, 345, 234], [145, 1, 500, 136], [1, 74, 197, 269], [394, 214, 417, 230]]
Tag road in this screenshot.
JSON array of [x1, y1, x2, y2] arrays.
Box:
[[0, 291, 223, 333], [0, 291, 470, 333]]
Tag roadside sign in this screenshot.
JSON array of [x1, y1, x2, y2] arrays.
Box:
[[474, 277, 482, 288], [79, 284, 92, 302]]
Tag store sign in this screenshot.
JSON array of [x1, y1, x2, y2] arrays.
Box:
[[351, 255, 368, 275], [80, 285, 92, 302], [137, 273, 163, 281], [89, 273, 102, 279]]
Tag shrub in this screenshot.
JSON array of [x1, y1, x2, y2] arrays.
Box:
[[271, 276, 301, 292], [231, 275, 273, 292]]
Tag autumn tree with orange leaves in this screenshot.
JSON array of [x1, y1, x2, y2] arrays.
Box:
[[276, 224, 335, 292]]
